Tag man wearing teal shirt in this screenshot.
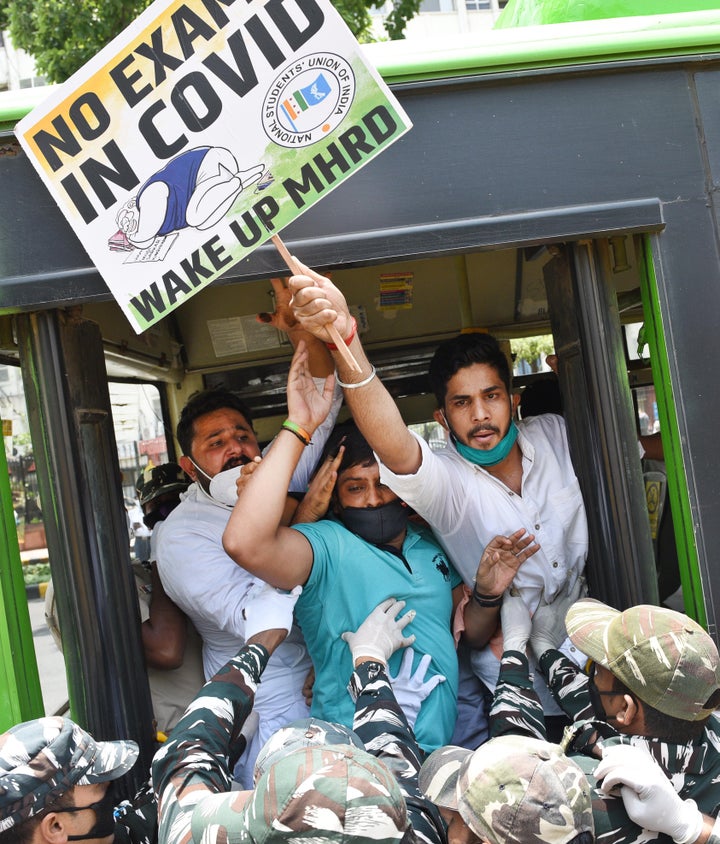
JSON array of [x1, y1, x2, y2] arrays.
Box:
[[222, 342, 539, 751], [291, 467, 461, 751]]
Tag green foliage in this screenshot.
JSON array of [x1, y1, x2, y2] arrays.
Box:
[[23, 562, 51, 584], [332, 0, 375, 40], [1, 0, 417, 84], [4, 0, 153, 82], [383, 0, 422, 40], [510, 334, 555, 370]]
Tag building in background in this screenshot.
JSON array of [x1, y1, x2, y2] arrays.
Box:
[[0, 31, 44, 90], [0, 364, 170, 550]]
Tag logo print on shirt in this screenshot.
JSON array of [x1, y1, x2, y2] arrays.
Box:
[[434, 554, 450, 581]]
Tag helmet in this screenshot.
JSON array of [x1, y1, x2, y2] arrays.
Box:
[[135, 463, 190, 507]]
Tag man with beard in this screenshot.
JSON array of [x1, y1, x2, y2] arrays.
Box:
[[222, 342, 539, 752], [287, 263, 587, 739], [154, 283, 340, 787]]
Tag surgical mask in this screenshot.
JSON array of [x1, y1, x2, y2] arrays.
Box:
[[453, 420, 519, 467], [208, 465, 244, 508], [338, 499, 410, 546], [189, 459, 244, 508], [57, 786, 117, 841]]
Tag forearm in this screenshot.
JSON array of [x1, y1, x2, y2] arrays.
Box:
[[695, 813, 720, 844], [142, 566, 187, 668], [539, 649, 594, 722], [153, 643, 269, 814], [329, 335, 421, 475], [286, 326, 333, 377], [349, 661, 447, 844], [489, 651, 546, 740], [287, 379, 341, 494], [223, 429, 303, 581], [462, 598, 501, 649]]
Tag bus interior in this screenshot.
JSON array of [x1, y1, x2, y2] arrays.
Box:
[[3, 7, 720, 784]]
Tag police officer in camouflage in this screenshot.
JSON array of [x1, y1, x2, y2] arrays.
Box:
[[152, 594, 446, 844], [0, 718, 154, 844], [483, 595, 720, 844], [418, 734, 594, 844]]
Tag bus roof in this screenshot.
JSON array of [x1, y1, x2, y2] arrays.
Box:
[[362, 10, 720, 84], [1, 8, 720, 132]]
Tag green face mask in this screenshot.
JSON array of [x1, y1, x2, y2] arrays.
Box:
[[453, 420, 519, 467]]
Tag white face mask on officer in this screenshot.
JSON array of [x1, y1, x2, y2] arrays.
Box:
[[190, 460, 244, 508]]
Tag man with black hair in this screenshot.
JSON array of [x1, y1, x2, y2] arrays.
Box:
[[287, 264, 586, 732], [222, 342, 539, 752], [154, 281, 341, 786]]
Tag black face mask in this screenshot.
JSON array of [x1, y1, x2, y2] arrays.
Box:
[[587, 681, 608, 722], [57, 785, 117, 841], [338, 499, 410, 546], [143, 499, 180, 529]]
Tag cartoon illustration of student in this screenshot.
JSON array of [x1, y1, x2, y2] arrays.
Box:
[[113, 146, 265, 250]]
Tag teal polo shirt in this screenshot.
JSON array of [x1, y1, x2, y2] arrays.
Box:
[[291, 519, 461, 752]]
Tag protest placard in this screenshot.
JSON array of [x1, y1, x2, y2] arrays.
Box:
[[15, 0, 412, 333]]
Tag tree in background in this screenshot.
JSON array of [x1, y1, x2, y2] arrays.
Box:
[[0, 0, 420, 84], [510, 334, 555, 373]]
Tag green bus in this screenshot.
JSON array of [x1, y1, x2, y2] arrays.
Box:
[[2, 0, 720, 781]]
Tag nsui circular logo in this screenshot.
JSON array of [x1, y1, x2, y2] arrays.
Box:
[[262, 53, 356, 148]]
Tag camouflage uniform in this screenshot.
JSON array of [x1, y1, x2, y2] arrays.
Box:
[[0, 716, 155, 844], [419, 733, 594, 844], [489, 648, 720, 844], [152, 646, 442, 844], [349, 661, 447, 844]]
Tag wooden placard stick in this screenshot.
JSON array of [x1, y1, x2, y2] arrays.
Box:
[[271, 235, 362, 372]]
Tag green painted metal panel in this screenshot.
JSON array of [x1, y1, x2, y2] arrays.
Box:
[[638, 236, 706, 625], [0, 443, 43, 729]]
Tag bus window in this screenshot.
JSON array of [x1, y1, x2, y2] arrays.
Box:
[[408, 420, 446, 451]]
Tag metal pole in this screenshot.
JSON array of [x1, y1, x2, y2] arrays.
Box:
[[545, 242, 658, 609], [15, 308, 154, 796]]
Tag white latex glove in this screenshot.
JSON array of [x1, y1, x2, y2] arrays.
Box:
[[243, 583, 302, 640], [595, 744, 704, 844], [389, 648, 446, 728], [500, 589, 531, 653], [530, 577, 585, 661], [342, 598, 416, 665]]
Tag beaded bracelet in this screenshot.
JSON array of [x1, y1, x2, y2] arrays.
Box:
[[326, 316, 357, 350], [281, 419, 312, 446], [472, 584, 504, 608], [335, 365, 377, 390]]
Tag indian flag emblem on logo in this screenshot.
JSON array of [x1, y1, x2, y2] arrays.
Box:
[[262, 53, 356, 148]]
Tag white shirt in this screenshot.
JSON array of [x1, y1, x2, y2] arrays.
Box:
[[379, 413, 588, 702], [155, 381, 341, 784], [155, 486, 311, 784]]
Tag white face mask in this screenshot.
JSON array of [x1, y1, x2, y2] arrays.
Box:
[[208, 465, 244, 507]]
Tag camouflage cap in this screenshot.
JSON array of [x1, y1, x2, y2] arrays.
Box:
[[253, 718, 363, 784], [135, 463, 189, 507], [0, 716, 138, 832], [566, 599, 720, 721], [191, 743, 410, 844], [417, 745, 471, 810], [458, 735, 593, 844]]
